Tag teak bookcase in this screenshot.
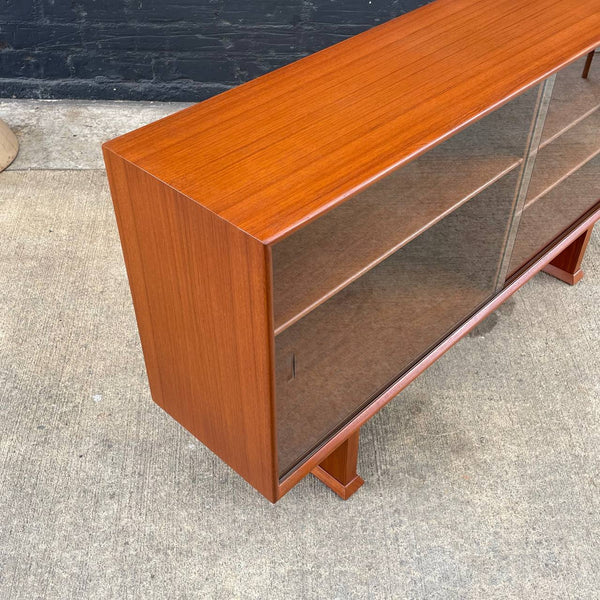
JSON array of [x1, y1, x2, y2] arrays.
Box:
[[103, 0, 600, 502]]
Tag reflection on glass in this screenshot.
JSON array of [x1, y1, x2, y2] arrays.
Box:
[[526, 110, 600, 204], [508, 155, 600, 276], [539, 54, 600, 147], [275, 172, 520, 476], [507, 53, 599, 276], [272, 86, 541, 334]]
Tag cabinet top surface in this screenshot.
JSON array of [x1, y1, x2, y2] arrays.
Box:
[[104, 0, 600, 244]]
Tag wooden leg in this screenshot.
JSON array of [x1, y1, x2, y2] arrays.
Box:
[[543, 226, 594, 285], [582, 50, 595, 79], [311, 430, 364, 500]]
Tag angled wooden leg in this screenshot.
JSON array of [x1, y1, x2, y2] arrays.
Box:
[[312, 430, 364, 499], [582, 50, 595, 79], [543, 226, 594, 285]]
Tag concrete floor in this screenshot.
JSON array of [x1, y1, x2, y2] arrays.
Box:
[[0, 99, 599, 600]]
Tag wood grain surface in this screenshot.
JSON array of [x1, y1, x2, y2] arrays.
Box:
[[311, 431, 364, 500], [103, 0, 600, 244], [543, 227, 595, 284], [103, 148, 278, 501]]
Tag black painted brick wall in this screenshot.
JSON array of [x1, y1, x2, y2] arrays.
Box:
[[0, 0, 432, 101]]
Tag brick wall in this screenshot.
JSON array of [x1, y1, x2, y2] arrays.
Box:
[[0, 0, 431, 101]]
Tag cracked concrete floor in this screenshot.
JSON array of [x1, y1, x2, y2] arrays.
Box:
[[0, 99, 599, 600]]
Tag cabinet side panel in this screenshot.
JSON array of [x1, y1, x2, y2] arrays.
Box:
[[103, 149, 277, 501]]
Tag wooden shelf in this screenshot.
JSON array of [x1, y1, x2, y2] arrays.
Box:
[[525, 108, 600, 208], [272, 157, 520, 334], [540, 53, 599, 148], [272, 89, 538, 334]]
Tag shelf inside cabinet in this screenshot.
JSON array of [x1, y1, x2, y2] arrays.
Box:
[[271, 87, 540, 335], [276, 172, 518, 475], [525, 108, 600, 208], [540, 53, 599, 148], [276, 275, 486, 475]]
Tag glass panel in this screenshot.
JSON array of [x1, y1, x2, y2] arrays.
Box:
[[272, 86, 541, 334], [526, 110, 600, 204], [275, 171, 520, 476], [506, 54, 600, 277], [507, 154, 600, 277], [539, 53, 600, 146]]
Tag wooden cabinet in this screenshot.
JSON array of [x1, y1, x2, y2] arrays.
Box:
[[103, 0, 600, 502]]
